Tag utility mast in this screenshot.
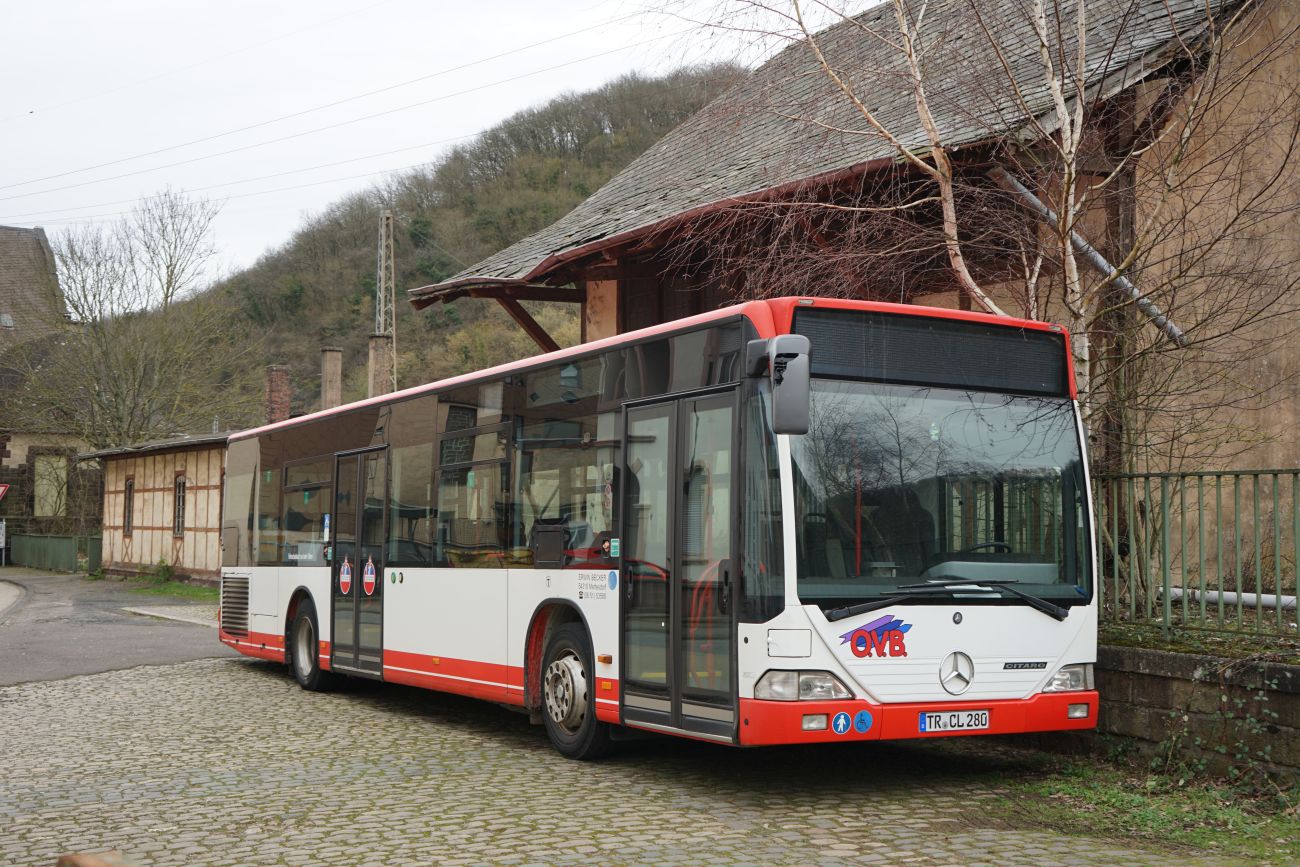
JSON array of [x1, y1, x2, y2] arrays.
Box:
[[369, 208, 397, 396]]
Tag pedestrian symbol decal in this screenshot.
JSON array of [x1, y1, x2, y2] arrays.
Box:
[[363, 556, 377, 596], [832, 712, 851, 735], [339, 557, 352, 595]]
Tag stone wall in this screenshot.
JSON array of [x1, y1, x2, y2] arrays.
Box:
[[1018, 645, 1299, 780], [1096, 645, 1299, 777]]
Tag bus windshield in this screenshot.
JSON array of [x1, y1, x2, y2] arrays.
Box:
[[790, 379, 1090, 610]]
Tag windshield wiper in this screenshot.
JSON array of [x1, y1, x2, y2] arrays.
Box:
[[898, 578, 1070, 621], [823, 586, 961, 622]]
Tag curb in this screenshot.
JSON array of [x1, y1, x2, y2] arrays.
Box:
[[119, 607, 217, 629], [0, 579, 25, 620]]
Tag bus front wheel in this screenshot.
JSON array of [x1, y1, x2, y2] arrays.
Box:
[[290, 600, 335, 692], [541, 623, 613, 760]]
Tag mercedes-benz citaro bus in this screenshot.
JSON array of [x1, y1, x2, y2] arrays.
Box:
[[218, 297, 1097, 759]]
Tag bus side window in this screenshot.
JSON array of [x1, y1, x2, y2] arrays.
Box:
[[435, 463, 506, 567], [387, 395, 437, 566], [515, 409, 615, 569]]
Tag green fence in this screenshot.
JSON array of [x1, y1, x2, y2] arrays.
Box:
[[10, 535, 102, 574], [1096, 470, 1299, 638]]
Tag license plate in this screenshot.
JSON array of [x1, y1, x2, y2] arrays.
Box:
[[918, 709, 990, 733]]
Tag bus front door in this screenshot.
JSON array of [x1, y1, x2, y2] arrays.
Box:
[[621, 391, 737, 742], [330, 448, 387, 677]]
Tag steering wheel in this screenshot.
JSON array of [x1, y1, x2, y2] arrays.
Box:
[[962, 540, 1012, 554]]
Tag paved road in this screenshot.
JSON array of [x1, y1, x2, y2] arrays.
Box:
[[0, 568, 234, 686], [1, 654, 1237, 866]]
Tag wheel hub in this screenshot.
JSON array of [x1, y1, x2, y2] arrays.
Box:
[[543, 652, 587, 732]]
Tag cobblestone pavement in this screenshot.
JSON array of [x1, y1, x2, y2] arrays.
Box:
[[2, 658, 1235, 867]]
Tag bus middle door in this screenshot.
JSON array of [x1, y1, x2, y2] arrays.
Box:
[[620, 389, 738, 743], [331, 448, 387, 677]]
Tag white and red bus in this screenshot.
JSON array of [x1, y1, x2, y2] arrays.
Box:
[[219, 297, 1097, 758]]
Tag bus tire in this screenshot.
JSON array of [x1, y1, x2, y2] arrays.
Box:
[[541, 623, 613, 760], [290, 600, 334, 692]]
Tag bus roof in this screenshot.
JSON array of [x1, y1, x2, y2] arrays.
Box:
[[230, 297, 1068, 443]]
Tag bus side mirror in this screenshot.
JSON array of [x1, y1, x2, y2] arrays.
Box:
[[747, 336, 810, 435]]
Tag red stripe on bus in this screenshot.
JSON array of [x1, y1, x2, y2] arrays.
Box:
[[737, 691, 1098, 746], [383, 649, 517, 703], [595, 677, 620, 723], [220, 631, 286, 663]]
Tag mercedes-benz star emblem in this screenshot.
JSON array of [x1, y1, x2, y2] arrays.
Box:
[[940, 651, 975, 695]]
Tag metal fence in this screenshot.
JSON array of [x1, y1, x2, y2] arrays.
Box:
[[10, 534, 102, 574], [1095, 470, 1299, 638]]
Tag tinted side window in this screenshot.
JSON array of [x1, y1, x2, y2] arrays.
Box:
[[222, 438, 258, 568], [740, 385, 784, 622], [256, 444, 282, 565], [281, 457, 331, 566], [388, 395, 436, 566], [514, 357, 618, 569], [433, 381, 510, 568]]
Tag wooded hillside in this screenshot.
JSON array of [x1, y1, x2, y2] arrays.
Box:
[[215, 65, 741, 417]]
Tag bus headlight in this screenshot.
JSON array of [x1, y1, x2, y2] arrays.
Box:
[[755, 670, 853, 701], [1042, 663, 1094, 692]]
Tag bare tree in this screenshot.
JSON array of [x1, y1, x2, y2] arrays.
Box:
[[5, 189, 260, 449]]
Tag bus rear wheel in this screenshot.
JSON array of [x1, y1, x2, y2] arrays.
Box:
[[290, 600, 335, 692], [541, 623, 613, 760]]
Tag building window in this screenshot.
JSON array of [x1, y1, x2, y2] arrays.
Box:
[[123, 478, 134, 536], [174, 476, 187, 536]]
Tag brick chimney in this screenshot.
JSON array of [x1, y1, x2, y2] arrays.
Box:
[[264, 365, 291, 424], [320, 347, 342, 410]]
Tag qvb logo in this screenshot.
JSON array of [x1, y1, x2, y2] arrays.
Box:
[[839, 615, 911, 658]]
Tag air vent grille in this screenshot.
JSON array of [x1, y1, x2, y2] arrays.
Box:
[[220, 575, 249, 637]]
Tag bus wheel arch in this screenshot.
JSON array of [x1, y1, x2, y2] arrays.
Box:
[[286, 588, 333, 691], [523, 601, 587, 712], [284, 587, 314, 653]]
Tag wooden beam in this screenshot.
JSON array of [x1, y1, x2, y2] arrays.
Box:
[[480, 285, 583, 303], [497, 297, 561, 354]]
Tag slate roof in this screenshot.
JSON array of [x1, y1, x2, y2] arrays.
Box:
[[78, 432, 232, 462], [412, 0, 1228, 304], [0, 224, 63, 355]]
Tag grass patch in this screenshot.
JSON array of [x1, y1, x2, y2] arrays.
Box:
[[82, 570, 218, 603], [987, 755, 1299, 863], [128, 580, 218, 603], [1101, 620, 1300, 666]]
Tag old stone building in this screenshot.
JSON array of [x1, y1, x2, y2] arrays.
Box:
[[0, 225, 100, 541], [409, 0, 1299, 472]]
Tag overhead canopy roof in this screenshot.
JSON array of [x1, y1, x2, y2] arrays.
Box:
[[409, 0, 1227, 309]]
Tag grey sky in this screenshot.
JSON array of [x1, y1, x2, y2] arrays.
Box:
[[1, 0, 753, 276]]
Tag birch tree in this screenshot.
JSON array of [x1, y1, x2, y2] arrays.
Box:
[[669, 0, 1300, 466]]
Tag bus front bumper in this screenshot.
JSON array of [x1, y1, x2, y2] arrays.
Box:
[[737, 690, 1098, 745]]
